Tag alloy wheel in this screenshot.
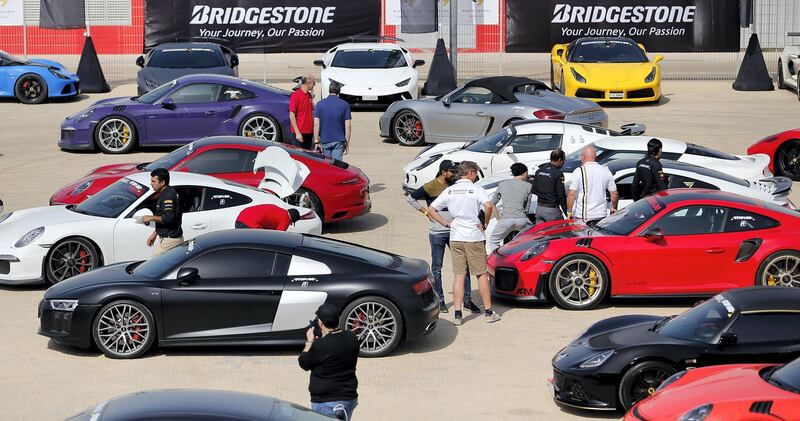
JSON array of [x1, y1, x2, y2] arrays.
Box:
[[763, 255, 800, 287], [345, 301, 398, 354], [393, 112, 424, 145], [19, 76, 43, 101], [778, 142, 800, 179], [97, 119, 133, 152], [48, 240, 95, 283], [241, 115, 278, 141], [96, 303, 151, 357], [628, 367, 671, 404], [554, 259, 604, 306]]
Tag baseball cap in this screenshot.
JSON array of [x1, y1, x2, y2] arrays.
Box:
[[438, 159, 458, 173]]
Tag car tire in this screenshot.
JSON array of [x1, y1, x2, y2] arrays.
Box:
[[618, 361, 677, 411], [340, 296, 404, 358], [14, 73, 48, 104], [775, 140, 800, 181], [95, 116, 138, 154], [756, 250, 800, 287], [44, 237, 101, 285], [238, 113, 282, 142], [778, 60, 785, 90], [284, 187, 324, 222], [548, 254, 608, 310], [92, 300, 156, 359], [392, 110, 426, 146]]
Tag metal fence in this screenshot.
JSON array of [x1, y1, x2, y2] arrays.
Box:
[[0, 0, 798, 85]]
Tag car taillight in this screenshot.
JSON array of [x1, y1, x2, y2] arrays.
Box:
[[300, 211, 316, 220], [412, 277, 432, 295], [533, 109, 566, 120]]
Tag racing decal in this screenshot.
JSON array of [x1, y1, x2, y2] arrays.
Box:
[[714, 294, 736, 317], [683, 181, 694, 188]]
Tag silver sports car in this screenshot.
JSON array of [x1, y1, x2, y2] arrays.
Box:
[[379, 76, 608, 146]]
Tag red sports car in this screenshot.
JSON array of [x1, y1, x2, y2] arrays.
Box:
[[626, 359, 800, 421], [50, 136, 371, 222], [488, 189, 800, 310], [748, 128, 800, 181]]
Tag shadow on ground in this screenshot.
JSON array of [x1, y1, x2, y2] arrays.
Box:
[[323, 212, 389, 234]]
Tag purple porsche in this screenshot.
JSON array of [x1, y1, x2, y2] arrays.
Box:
[[59, 74, 292, 154]]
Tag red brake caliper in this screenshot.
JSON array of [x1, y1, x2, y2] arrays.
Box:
[[131, 314, 142, 341], [78, 250, 88, 273], [355, 312, 367, 334], [413, 122, 423, 139]]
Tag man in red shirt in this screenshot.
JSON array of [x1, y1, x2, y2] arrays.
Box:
[[235, 205, 301, 231], [289, 75, 316, 149]]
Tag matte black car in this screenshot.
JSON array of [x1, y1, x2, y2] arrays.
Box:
[[135, 42, 239, 95], [550, 287, 800, 411], [64, 389, 332, 421], [39, 230, 439, 359]]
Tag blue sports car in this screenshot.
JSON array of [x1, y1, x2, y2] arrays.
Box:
[[59, 74, 292, 154], [0, 50, 80, 104]]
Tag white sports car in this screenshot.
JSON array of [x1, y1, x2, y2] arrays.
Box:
[[0, 172, 322, 285], [778, 32, 800, 97], [402, 121, 644, 192], [314, 40, 424, 107]]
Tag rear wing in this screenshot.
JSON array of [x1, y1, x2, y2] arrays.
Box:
[[619, 123, 647, 136]]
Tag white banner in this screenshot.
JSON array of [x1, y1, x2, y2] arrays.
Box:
[[386, 0, 499, 26], [0, 0, 24, 26]]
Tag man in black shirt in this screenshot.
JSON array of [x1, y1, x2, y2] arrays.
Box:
[[533, 149, 567, 223], [299, 303, 359, 420], [142, 168, 183, 256], [631, 138, 667, 201]]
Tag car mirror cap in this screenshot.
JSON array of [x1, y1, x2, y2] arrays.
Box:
[[176, 267, 199, 282], [413, 59, 426, 68], [717, 332, 737, 347], [313, 59, 325, 68], [161, 98, 176, 110], [135, 56, 144, 68], [643, 227, 664, 242]]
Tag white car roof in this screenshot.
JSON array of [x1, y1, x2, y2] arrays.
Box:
[[514, 121, 567, 135], [334, 42, 404, 51], [594, 136, 687, 154]]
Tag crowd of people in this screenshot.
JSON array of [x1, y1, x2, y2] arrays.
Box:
[[290, 74, 352, 161]]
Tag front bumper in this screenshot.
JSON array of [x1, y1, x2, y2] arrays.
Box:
[[38, 300, 99, 349], [58, 119, 96, 150], [550, 367, 619, 410], [379, 111, 394, 138], [487, 254, 553, 302], [568, 81, 661, 103], [48, 78, 81, 98], [0, 246, 48, 285]]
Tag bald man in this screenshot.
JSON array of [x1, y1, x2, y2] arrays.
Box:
[[566, 146, 619, 224], [290, 74, 316, 149]]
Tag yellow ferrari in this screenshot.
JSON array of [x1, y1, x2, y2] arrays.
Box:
[[550, 37, 663, 103]]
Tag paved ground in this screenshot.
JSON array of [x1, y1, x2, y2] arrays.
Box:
[[0, 82, 798, 420]]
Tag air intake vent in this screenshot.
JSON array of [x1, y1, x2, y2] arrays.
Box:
[[750, 401, 773, 414], [575, 238, 592, 248], [112, 105, 126, 113]]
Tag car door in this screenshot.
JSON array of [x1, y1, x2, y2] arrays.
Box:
[[270, 253, 333, 334], [551, 46, 568, 89], [427, 87, 495, 141], [699, 313, 800, 366], [200, 186, 255, 230], [176, 147, 258, 185], [490, 132, 564, 174], [621, 205, 736, 294], [146, 83, 230, 143], [160, 247, 286, 340]]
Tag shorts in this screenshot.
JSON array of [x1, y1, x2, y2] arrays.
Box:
[[153, 237, 184, 256], [450, 241, 487, 276]]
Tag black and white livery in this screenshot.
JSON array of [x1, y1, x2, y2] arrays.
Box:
[[39, 230, 439, 359]]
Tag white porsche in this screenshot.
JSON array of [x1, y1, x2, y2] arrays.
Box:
[[778, 32, 800, 97], [314, 40, 424, 107], [0, 171, 322, 285]]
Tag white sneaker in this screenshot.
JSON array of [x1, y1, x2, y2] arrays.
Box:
[[484, 311, 501, 323]]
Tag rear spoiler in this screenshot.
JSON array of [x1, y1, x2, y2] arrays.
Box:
[[619, 123, 647, 136], [752, 176, 793, 197]]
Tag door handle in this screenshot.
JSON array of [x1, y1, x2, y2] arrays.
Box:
[[705, 248, 725, 254], [192, 223, 208, 229], [205, 110, 216, 115]]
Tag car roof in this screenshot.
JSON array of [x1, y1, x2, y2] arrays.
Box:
[[153, 42, 224, 51], [194, 229, 305, 251], [607, 159, 731, 179], [193, 136, 283, 148], [573, 36, 638, 45], [126, 171, 230, 188], [511, 119, 618, 135], [653, 189, 771, 206], [172, 73, 250, 85], [463, 76, 550, 103], [334, 42, 403, 51], [595, 136, 687, 153], [101, 389, 272, 420], [723, 287, 800, 313]]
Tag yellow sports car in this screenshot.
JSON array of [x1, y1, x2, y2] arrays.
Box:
[[550, 37, 663, 103]]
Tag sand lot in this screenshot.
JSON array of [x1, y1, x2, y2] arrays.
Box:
[[0, 81, 798, 420]]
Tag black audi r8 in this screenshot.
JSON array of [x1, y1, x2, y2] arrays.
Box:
[[65, 389, 329, 421], [39, 230, 439, 359], [549, 287, 800, 412]]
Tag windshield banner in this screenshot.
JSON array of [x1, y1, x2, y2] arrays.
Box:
[[144, 0, 380, 53], [506, 0, 740, 52]]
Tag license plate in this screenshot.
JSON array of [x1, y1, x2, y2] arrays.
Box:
[[362, 95, 378, 101], [609, 92, 624, 99]]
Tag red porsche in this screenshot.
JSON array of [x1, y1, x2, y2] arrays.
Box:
[[625, 359, 800, 421], [488, 189, 800, 310], [748, 128, 800, 181], [50, 136, 371, 222]]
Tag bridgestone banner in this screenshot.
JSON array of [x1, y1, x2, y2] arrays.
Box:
[[506, 0, 740, 53], [144, 0, 380, 53]]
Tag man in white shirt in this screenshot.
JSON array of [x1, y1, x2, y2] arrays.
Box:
[[567, 146, 619, 224], [428, 161, 501, 325]]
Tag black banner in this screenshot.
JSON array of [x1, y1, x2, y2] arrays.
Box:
[[506, 0, 740, 53], [144, 0, 380, 53], [40, 0, 85, 29]]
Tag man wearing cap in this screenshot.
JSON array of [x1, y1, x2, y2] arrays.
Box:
[[405, 159, 480, 314], [313, 82, 351, 161], [488, 162, 533, 253]]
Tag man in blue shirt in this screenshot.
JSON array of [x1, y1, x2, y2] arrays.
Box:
[[313, 82, 352, 161]]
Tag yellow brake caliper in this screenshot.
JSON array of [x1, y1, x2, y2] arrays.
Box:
[[588, 269, 598, 296], [767, 275, 776, 286], [121, 126, 130, 144]]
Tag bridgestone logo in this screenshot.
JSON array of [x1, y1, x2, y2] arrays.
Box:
[[190, 5, 336, 25], [551, 4, 695, 24]]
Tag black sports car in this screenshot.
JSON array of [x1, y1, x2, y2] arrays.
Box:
[[549, 287, 800, 411], [64, 389, 330, 421], [39, 230, 439, 359]]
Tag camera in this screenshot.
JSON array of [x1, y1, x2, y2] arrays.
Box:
[[309, 318, 322, 338]]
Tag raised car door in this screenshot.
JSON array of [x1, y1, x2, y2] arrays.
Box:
[[146, 83, 229, 143], [160, 248, 286, 340], [699, 313, 800, 366], [490, 132, 564, 174], [551, 46, 567, 90], [427, 86, 494, 141]]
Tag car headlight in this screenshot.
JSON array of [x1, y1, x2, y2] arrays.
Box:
[[70, 180, 94, 196], [396, 78, 411, 87], [15, 227, 45, 248], [520, 241, 548, 261], [0, 212, 12, 224], [678, 404, 713, 421], [49, 299, 79, 311], [143, 77, 159, 88], [48, 68, 69, 79], [75, 108, 95, 122], [579, 350, 614, 368], [413, 154, 443, 171], [656, 370, 687, 392], [644, 67, 657, 83], [571, 68, 587, 83]]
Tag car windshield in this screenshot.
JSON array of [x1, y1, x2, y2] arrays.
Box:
[[133, 239, 201, 278], [148, 48, 225, 68], [0, 50, 26, 64], [331, 49, 407, 69], [569, 40, 648, 63], [72, 179, 148, 218], [144, 144, 194, 171], [136, 80, 176, 103], [657, 294, 738, 344], [594, 196, 665, 235], [465, 127, 514, 153], [768, 358, 800, 393]]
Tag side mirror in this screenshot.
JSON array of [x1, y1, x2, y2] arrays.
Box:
[[135, 56, 145, 68], [413, 59, 426, 68], [161, 98, 176, 110], [230, 54, 239, 68], [504, 145, 515, 154], [555, 48, 565, 58], [643, 226, 664, 242], [442, 96, 451, 106], [654, 55, 664, 63], [718, 332, 737, 347], [313, 59, 325, 68], [132, 208, 153, 225], [177, 267, 199, 285]]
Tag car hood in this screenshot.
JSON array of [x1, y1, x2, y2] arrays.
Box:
[[53, 164, 142, 200], [0, 206, 96, 243], [26, 58, 72, 72], [138, 67, 233, 87], [413, 142, 469, 161], [325, 67, 414, 87], [496, 220, 603, 256], [569, 62, 656, 85], [44, 261, 140, 298], [404, 148, 478, 174], [516, 90, 602, 114]]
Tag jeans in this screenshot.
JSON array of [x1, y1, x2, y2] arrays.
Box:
[[321, 141, 346, 161], [535, 205, 563, 224], [429, 233, 472, 302], [311, 400, 358, 420]]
